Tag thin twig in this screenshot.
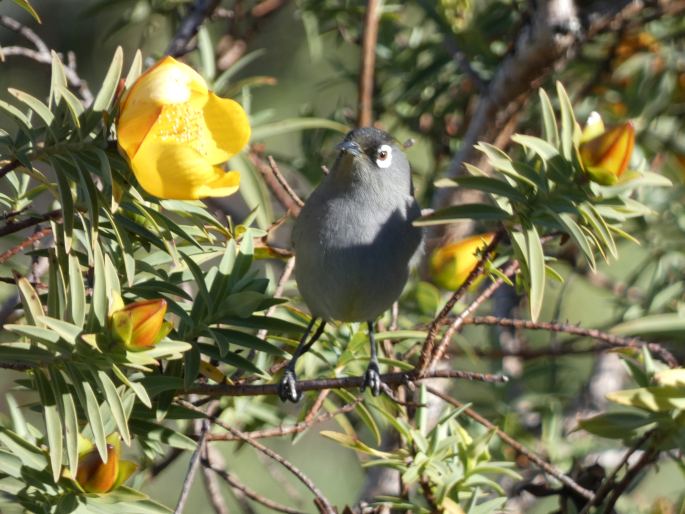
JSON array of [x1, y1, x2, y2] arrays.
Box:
[[187, 368, 508, 398], [268, 156, 304, 208], [0, 160, 20, 181], [357, 0, 381, 127], [0, 226, 52, 264], [0, 209, 62, 237], [427, 386, 594, 501], [176, 399, 336, 514], [430, 260, 521, 370], [578, 431, 653, 514], [462, 316, 678, 368], [174, 420, 210, 514], [207, 397, 363, 441], [201, 446, 236, 514], [0, 15, 49, 54], [203, 457, 307, 514], [415, 229, 505, 376], [601, 445, 658, 514]]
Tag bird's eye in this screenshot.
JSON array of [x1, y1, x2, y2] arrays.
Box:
[[375, 144, 393, 169]]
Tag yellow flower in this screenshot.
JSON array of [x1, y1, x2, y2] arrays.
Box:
[[578, 112, 635, 185], [76, 434, 136, 494], [117, 56, 250, 200], [430, 233, 495, 290], [110, 298, 171, 351]]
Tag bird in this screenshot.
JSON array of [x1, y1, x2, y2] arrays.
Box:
[[278, 127, 423, 402]]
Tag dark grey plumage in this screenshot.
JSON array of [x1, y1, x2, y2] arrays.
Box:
[[278, 127, 422, 402]]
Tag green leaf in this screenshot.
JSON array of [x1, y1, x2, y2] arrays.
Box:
[[61, 390, 79, 478], [434, 176, 526, 202], [209, 327, 284, 356], [34, 369, 62, 482], [83, 380, 108, 463], [93, 47, 123, 111], [91, 243, 108, 328], [16, 275, 45, 326], [525, 226, 545, 322], [0, 427, 46, 470], [611, 314, 685, 338], [11, 0, 42, 22], [539, 88, 559, 148], [68, 255, 86, 327], [39, 316, 81, 343], [511, 134, 559, 160], [578, 411, 654, 439], [96, 371, 130, 445], [112, 364, 151, 408], [251, 117, 348, 139], [549, 210, 596, 270], [129, 420, 197, 450], [556, 81, 578, 159], [8, 88, 54, 127], [124, 50, 143, 88], [414, 204, 510, 226]]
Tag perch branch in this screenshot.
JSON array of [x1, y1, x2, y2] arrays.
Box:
[[186, 368, 509, 398], [0, 226, 52, 264], [462, 316, 678, 368], [176, 399, 335, 514], [427, 387, 594, 501], [166, 0, 221, 57]]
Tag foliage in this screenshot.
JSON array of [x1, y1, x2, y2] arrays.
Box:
[[0, 0, 683, 513]]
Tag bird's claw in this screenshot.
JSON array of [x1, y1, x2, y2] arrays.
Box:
[[361, 361, 382, 397], [278, 369, 301, 403]]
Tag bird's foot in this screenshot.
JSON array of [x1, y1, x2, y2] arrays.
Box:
[[278, 369, 301, 403], [361, 361, 382, 396]]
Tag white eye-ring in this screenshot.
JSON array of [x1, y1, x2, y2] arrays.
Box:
[[376, 144, 393, 169]]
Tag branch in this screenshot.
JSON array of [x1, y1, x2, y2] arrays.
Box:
[[601, 445, 658, 513], [0, 226, 52, 264], [186, 368, 509, 398], [0, 209, 62, 238], [206, 397, 363, 441], [578, 431, 653, 514], [357, 0, 381, 127], [462, 316, 678, 368], [203, 457, 307, 514], [174, 420, 209, 514], [0, 15, 49, 54], [166, 0, 221, 57], [415, 229, 505, 376], [427, 386, 594, 501], [176, 399, 335, 514], [0, 160, 20, 181]]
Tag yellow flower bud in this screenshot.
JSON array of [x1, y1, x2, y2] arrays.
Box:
[[110, 298, 171, 351], [430, 233, 495, 290], [579, 114, 635, 185], [76, 434, 136, 494], [117, 56, 251, 200]]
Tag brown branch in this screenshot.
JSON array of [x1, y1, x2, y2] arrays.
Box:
[[0, 209, 62, 238], [268, 156, 304, 209], [601, 445, 658, 513], [0, 226, 52, 264], [430, 260, 521, 371], [578, 431, 653, 514], [203, 457, 307, 514], [357, 0, 381, 127], [207, 397, 363, 442], [427, 386, 595, 501], [462, 316, 678, 368], [186, 368, 508, 398], [0, 160, 20, 181], [166, 0, 221, 57], [415, 229, 505, 376], [176, 399, 335, 514], [174, 420, 210, 514]]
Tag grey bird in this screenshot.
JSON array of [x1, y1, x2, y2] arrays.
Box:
[[278, 127, 423, 402]]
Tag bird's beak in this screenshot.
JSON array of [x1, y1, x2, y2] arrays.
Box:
[[336, 140, 362, 157]]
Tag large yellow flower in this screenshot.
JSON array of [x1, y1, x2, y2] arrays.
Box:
[[117, 56, 250, 200]]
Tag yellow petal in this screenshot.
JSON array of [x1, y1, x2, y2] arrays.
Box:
[[580, 111, 605, 143], [203, 92, 251, 158], [430, 233, 495, 290], [132, 138, 239, 200], [117, 56, 208, 159]]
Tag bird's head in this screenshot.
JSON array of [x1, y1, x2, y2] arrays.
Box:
[[333, 128, 412, 193]]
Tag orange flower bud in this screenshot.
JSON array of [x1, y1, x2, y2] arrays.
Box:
[[430, 233, 495, 290], [110, 298, 171, 351], [75, 435, 136, 494], [579, 117, 635, 185]]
